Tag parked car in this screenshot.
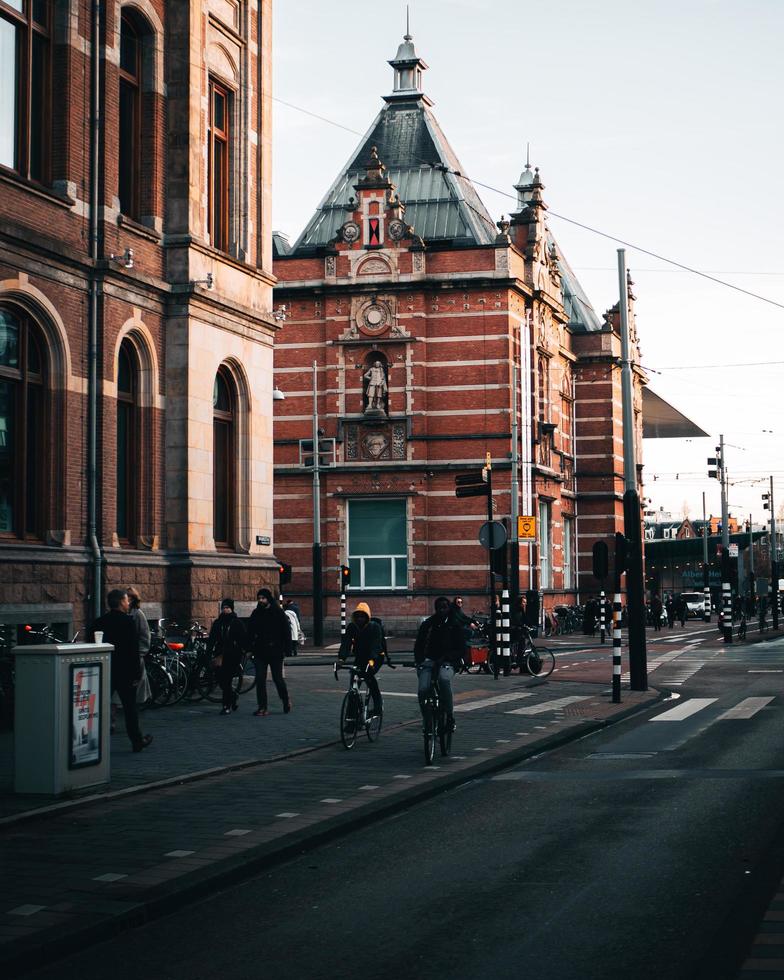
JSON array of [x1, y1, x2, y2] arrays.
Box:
[[680, 592, 706, 618]]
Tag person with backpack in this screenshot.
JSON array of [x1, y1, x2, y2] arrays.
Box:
[[338, 601, 385, 719]]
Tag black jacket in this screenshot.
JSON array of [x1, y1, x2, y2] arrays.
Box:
[[246, 604, 291, 660], [207, 613, 246, 666], [414, 613, 465, 667], [339, 619, 384, 666], [90, 609, 141, 687]]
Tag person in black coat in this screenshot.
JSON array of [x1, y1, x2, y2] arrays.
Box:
[[90, 588, 152, 752], [207, 598, 247, 715], [414, 596, 465, 731], [245, 588, 292, 716]]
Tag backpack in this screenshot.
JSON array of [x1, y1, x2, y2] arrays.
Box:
[[370, 616, 389, 663]]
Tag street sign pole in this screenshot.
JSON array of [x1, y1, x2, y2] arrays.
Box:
[[486, 457, 497, 676], [311, 361, 323, 647]]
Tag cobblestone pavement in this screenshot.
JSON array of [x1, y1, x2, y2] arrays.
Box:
[[0, 654, 663, 976]]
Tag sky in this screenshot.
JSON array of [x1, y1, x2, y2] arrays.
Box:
[[272, 0, 784, 526]]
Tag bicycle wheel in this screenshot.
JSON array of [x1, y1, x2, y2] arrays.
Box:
[[233, 653, 257, 695], [198, 663, 220, 702], [423, 701, 436, 765], [526, 645, 555, 678], [438, 706, 452, 757], [365, 692, 382, 742], [146, 661, 173, 707], [340, 691, 359, 749], [165, 657, 189, 705]]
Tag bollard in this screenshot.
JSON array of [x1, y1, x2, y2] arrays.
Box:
[[600, 589, 606, 644], [340, 591, 346, 637], [612, 593, 622, 703], [501, 589, 510, 672]]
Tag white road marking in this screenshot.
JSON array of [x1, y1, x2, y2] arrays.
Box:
[[8, 905, 46, 916], [225, 829, 252, 836], [393, 774, 412, 780], [165, 850, 195, 858], [358, 785, 379, 791], [456, 692, 534, 712], [506, 695, 591, 716], [276, 812, 300, 818], [320, 798, 342, 804], [379, 691, 419, 698], [717, 697, 775, 720], [651, 698, 717, 722], [93, 873, 127, 882]]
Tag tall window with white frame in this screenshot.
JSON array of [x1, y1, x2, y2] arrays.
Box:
[[538, 499, 552, 589], [563, 516, 575, 591], [213, 369, 235, 548], [0, 0, 52, 183], [118, 12, 141, 219], [0, 306, 46, 537], [347, 499, 407, 589], [116, 341, 138, 543], [208, 79, 231, 252]]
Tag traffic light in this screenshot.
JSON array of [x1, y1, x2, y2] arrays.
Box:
[[340, 564, 351, 589], [278, 562, 292, 586], [708, 445, 723, 480], [454, 469, 489, 498], [763, 492, 771, 511], [614, 532, 628, 575], [299, 437, 336, 468], [592, 541, 609, 581]]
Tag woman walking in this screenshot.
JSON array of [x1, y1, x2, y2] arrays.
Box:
[[206, 598, 247, 715], [246, 588, 292, 716]]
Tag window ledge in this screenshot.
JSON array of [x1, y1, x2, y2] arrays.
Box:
[[0, 167, 75, 209], [118, 214, 162, 242]]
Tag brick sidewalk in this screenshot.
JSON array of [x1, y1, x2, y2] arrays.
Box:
[[0, 669, 663, 977]]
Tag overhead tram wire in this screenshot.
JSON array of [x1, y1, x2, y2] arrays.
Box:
[[272, 94, 784, 313]]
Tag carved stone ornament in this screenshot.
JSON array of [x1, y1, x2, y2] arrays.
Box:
[[344, 421, 407, 461], [412, 251, 425, 272], [357, 301, 391, 336], [357, 257, 390, 276], [325, 255, 336, 277]]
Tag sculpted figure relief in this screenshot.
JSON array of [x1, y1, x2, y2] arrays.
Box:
[[363, 360, 388, 414]]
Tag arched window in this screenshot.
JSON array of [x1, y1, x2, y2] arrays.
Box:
[[118, 13, 141, 218], [116, 340, 138, 541], [213, 368, 235, 547], [0, 0, 51, 182], [0, 306, 46, 537]]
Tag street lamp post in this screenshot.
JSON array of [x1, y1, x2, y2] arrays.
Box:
[[311, 361, 324, 646]]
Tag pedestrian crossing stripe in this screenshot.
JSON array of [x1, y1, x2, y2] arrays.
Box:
[[716, 697, 775, 720], [651, 699, 717, 722], [651, 697, 776, 723], [505, 695, 591, 716], [456, 692, 534, 712]]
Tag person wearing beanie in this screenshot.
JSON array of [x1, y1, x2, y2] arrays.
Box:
[[246, 588, 292, 716], [206, 598, 246, 715], [414, 596, 466, 732], [338, 601, 385, 718]]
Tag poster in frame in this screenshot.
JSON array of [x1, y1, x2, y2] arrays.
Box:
[[69, 662, 102, 769]]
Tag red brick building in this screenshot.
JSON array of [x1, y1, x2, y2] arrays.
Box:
[[0, 0, 279, 635], [272, 31, 649, 631]]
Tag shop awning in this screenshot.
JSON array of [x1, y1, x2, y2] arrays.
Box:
[[642, 387, 709, 439]]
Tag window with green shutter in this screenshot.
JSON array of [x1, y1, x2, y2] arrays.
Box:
[[347, 499, 407, 589]]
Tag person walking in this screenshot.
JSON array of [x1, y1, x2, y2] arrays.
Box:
[[675, 593, 688, 628], [206, 598, 247, 716], [90, 589, 152, 752], [126, 587, 151, 704], [246, 589, 292, 716], [650, 593, 663, 632], [338, 601, 384, 718], [283, 598, 303, 657], [665, 594, 675, 629], [414, 596, 465, 733]]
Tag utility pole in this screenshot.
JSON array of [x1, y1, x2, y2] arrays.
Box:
[[763, 477, 779, 630], [311, 361, 324, 646], [708, 437, 732, 642], [510, 357, 520, 616], [702, 492, 710, 621], [617, 249, 647, 690]]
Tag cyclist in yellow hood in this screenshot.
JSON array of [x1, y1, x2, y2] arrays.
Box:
[[338, 601, 385, 717]]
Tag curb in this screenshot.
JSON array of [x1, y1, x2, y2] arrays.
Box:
[[0, 687, 666, 978]]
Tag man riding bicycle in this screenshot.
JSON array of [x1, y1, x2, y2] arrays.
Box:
[[338, 601, 385, 718], [414, 596, 465, 733]]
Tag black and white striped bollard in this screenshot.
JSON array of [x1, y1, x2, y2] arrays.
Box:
[[340, 591, 346, 637], [600, 589, 606, 644], [501, 589, 510, 672], [612, 591, 622, 703]]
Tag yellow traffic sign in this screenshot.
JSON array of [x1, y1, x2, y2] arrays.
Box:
[[518, 515, 536, 540]]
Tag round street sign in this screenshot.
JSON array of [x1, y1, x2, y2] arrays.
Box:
[[479, 520, 507, 550]]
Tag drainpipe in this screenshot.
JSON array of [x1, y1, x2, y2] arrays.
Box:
[[87, 0, 103, 619]]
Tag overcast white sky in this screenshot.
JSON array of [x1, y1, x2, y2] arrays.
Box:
[[272, 0, 784, 525]]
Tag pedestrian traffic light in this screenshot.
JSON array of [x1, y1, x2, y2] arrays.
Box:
[[454, 469, 489, 498], [614, 532, 628, 574], [708, 446, 723, 480], [299, 437, 336, 468], [340, 564, 351, 589], [763, 492, 771, 511], [278, 562, 292, 586]]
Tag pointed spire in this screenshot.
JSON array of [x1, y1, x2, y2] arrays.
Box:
[[386, 16, 430, 103], [514, 144, 535, 208]]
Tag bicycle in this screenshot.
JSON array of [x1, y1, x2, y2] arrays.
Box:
[[334, 660, 386, 749], [419, 659, 453, 765], [511, 625, 555, 678], [737, 612, 747, 641]]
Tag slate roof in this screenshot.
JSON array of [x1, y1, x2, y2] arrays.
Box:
[[290, 97, 497, 254]]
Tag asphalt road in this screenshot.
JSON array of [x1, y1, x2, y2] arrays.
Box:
[[24, 636, 784, 980]]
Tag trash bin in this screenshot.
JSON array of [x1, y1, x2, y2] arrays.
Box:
[[14, 642, 112, 796]]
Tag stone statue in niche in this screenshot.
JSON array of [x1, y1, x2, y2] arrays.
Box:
[[363, 360, 388, 416]]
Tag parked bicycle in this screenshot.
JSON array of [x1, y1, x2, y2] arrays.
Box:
[[511, 624, 555, 678], [334, 659, 392, 749], [419, 659, 453, 765]]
